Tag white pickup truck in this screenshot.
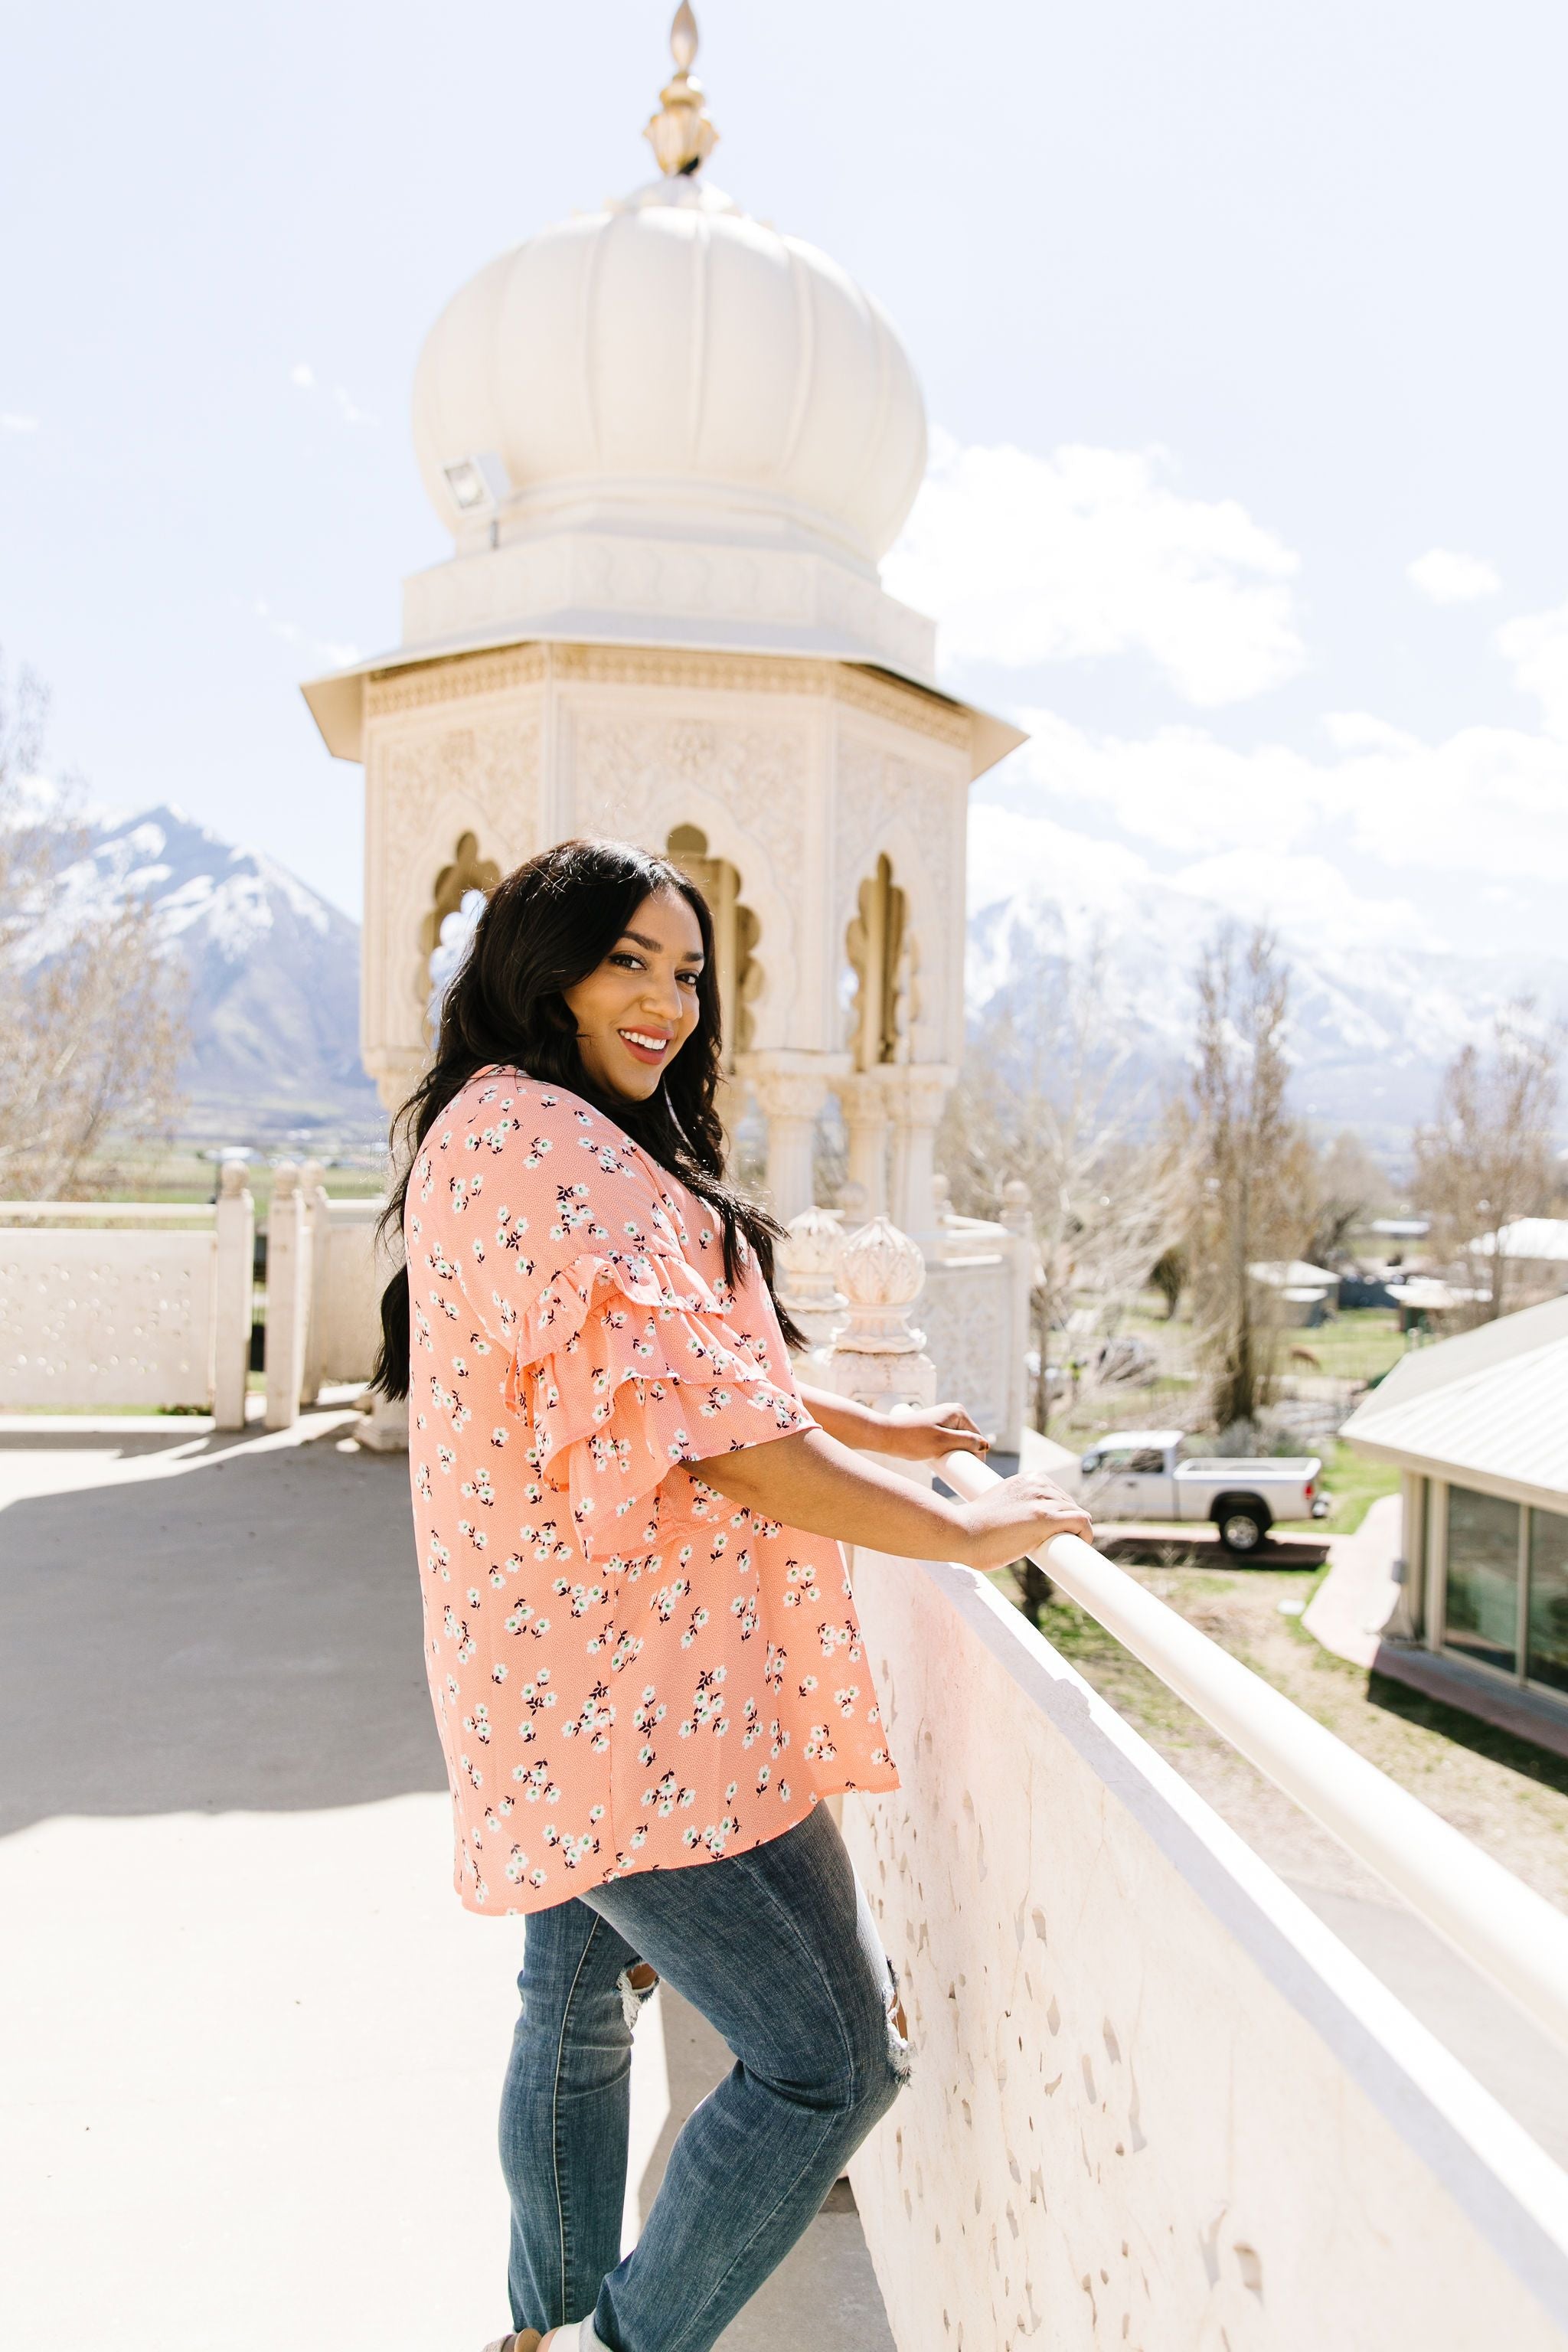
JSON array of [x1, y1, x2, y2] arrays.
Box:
[[1076, 1429, 1328, 1553]]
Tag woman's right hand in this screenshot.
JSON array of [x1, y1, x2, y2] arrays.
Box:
[[951, 1475, 1095, 1573]]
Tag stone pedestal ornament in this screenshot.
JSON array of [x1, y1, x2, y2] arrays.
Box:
[[776, 1204, 848, 1356], [826, 1214, 937, 1414]]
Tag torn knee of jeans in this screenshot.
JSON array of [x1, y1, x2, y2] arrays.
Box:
[[617, 1960, 659, 2032], [883, 1965, 913, 2083]]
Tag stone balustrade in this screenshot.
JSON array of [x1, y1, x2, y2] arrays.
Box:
[[0, 1173, 390, 1429], [827, 1216, 1568, 2351], [0, 1169, 254, 1425]]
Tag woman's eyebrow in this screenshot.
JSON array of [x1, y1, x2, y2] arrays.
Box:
[[619, 928, 704, 963]]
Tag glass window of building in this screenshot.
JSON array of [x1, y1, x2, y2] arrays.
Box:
[[1527, 1508, 1568, 1695], [1444, 1485, 1520, 1674]]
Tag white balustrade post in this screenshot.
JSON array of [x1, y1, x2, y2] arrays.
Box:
[[776, 1204, 847, 1359], [998, 1176, 1034, 1455], [212, 1161, 255, 1431], [299, 1159, 331, 1408], [263, 1163, 312, 1432], [825, 1214, 937, 1416]]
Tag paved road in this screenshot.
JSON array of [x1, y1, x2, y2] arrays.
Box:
[[0, 1417, 890, 2351]]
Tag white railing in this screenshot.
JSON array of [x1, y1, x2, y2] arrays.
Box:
[[0, 1200, 219, 1222], [938, 1442, 1568, 2056]]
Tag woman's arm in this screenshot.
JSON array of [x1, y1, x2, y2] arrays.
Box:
[[699, 1425, 1093, 1575], [795, 1383, 991, 1463]]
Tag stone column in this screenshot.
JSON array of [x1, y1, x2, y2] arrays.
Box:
[[884, 1064, 956, 1243], [264, 1163, 313, 1432], [740, 1052, 846, 1223], [212, 1161, 255, 1432], [832, 1070, 892, 1217]]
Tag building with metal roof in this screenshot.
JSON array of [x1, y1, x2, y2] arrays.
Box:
[[1342, 1294, 1568, 1747]]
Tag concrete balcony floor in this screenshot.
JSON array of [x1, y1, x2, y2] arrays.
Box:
[[0, 1414, 891, 2351]]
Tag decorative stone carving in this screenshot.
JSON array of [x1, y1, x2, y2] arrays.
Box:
[[825, 1214, 937, 1414], [836, 1215, 927, 1354], [835, 733, 965, 1067], [366, 707, 541, 1099], [571, 713, 808, 901], [776, 1205, 847, 1354]]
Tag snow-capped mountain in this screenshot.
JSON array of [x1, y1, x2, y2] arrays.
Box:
[[26, 800, 1563, 1156], [41, 806, 381, 1142], [965, 806, 1568, 1150]]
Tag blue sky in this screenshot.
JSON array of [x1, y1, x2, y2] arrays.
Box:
[[4, 0, 1566, 960]]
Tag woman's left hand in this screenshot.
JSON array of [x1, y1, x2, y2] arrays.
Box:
[[877, 1401, 991, 1462]]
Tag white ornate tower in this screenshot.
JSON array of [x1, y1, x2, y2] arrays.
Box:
[[303, 7, 1021, 1230]]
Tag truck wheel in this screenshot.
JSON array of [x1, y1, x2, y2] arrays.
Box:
[[1217, 1508, 1266, 1554]]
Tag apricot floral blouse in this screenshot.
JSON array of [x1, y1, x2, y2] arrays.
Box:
[[405, 1067, 900, 1913]]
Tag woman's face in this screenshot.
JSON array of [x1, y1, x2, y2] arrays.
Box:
[[563, 887, 707, 1102]]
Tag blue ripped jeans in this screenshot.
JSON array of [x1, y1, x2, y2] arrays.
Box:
[[498, 1802, 910, 2352]]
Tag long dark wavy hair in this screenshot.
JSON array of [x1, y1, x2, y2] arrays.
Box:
[[371, 836, 802, 1398]]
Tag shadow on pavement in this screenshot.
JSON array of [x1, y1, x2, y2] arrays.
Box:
[[0, 1426, 443, 1832]]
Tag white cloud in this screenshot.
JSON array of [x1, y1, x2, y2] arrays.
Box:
[[1165, 847, 1426, 949], [885, 430, 1305, 707], [1, 412, 39, 433], [288, 361, 375, 426], [964, 802, 1429, 979], [253, 598, 360, 671], [1008, 701, 1568, 888], [1498, 599, 1568, 740], [1407, 547, 1501, 604]]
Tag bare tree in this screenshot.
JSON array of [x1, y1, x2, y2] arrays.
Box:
[[1308, 1128, 1393, 1268], [1413, 1002, 1562, 1321], [939, 943, 1183, 1431], [1176, 924, 1315, 1432], [0, 655, 188, 1197]]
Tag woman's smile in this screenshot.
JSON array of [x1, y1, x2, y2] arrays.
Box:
[[618, 1026, 674, 1065]]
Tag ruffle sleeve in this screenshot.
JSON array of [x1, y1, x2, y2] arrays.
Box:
[[499, 1243, 814, 1559]]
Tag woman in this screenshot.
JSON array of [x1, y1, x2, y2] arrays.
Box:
[[374, 838, 1091, 2352]]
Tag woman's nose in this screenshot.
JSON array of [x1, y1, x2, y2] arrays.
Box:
[[640, 971, 684, 1022]]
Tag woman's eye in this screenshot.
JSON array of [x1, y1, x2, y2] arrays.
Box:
[[609, 952, 644, 971], [678, 972, 700, 989]]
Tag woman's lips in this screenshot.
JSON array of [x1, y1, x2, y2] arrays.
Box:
[[618, 1028, 671, 1067]]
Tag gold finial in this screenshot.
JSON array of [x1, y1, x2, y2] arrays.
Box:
[[645, 4, 719, 177]]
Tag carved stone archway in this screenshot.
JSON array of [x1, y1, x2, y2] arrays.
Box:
[[665, 822, 760, 1075]]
